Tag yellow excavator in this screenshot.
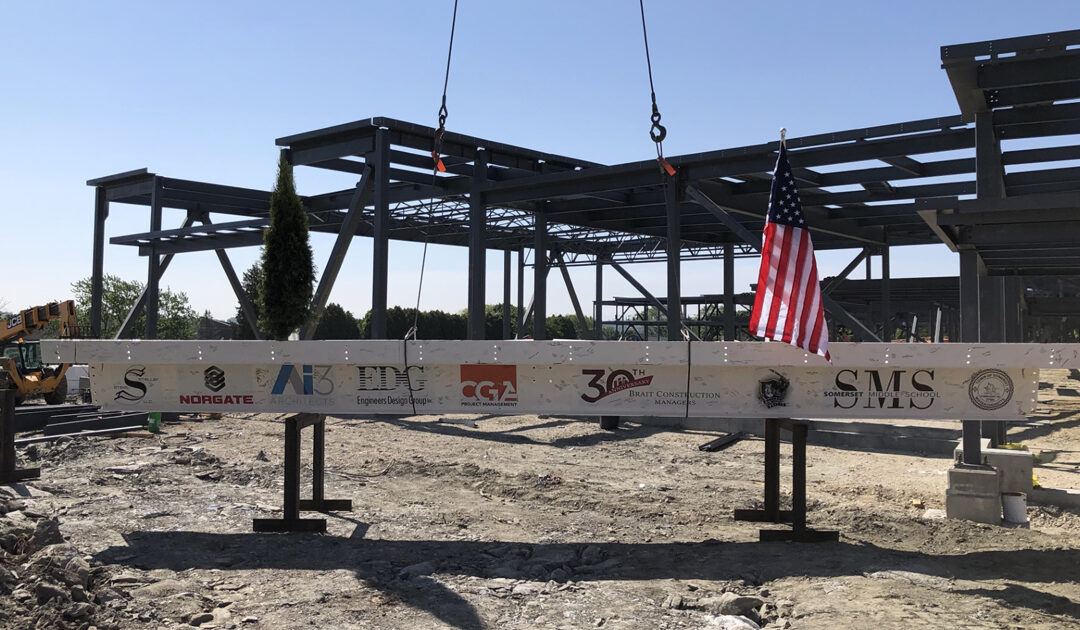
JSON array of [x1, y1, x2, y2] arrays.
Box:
[[1, 301, 79, 405]]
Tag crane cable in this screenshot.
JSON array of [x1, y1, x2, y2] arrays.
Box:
[[407, 0, 460, 343], [404, 0, 459, 415], [639, 0, 675, 176]]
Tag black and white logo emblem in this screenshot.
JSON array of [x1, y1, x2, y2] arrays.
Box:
[[759, 369, 790, 408], [968, 369, 1014, 411], [204, 365, 226, 392]]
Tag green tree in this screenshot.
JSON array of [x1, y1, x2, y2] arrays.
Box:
[[312, 303, 360, 339], [71, 275, 198, 339], [259, 154, 314, 340], [235, 258, 266, 340]]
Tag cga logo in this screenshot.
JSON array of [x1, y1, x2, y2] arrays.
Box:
[[204, 365, 225, 392], [114, 365, 152, 402], [271, 364, 334, 396], [460, 364, 517, 405]]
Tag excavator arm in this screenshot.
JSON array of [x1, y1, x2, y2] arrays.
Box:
[[1, 300, 78, 343]]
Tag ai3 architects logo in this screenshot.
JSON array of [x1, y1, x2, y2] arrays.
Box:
[[460, 364, 518, 408], [267, 364, 336, 407]]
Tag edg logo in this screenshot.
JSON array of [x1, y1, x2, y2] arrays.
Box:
[[271, 364, 334, 396], [356, 365, 426, 391]]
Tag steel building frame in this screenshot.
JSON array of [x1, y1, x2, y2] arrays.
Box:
[[88, 30, 1080, 359]]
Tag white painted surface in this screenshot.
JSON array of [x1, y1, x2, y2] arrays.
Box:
[[41, 340, 1054, 421]]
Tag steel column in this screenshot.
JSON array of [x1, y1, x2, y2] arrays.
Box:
[[503, 249, 512, 340], [959, 249, 984, 464], [533, 212, 548, 340], [975, 111, 1006, 198], [300, 167, 373, 339], [959, 250, 983, 343], [594, 256, 604, 340], [371, 128, 390, 339], [145, 176, 163, 339], [90, 187, 108, 338], [665, 178, 682, 340], [467, 150, 488, 340], [881, 247, 892, 340], [723, 244, 736, 340], [516, 248, 525, 338]]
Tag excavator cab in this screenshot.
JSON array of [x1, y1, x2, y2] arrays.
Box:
[[0, 301, 79, 405]]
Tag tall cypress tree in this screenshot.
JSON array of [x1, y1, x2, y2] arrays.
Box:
[[259, 153, 314, 340]]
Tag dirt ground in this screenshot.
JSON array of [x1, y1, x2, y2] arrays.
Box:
[[2, 370, 1080, 629]]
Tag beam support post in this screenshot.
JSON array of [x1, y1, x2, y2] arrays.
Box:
[[467, 150, 488, 340]]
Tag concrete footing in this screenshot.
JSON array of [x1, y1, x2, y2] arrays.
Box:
[[946, 464, 1002, 525], [953, 439, 1034, 494]]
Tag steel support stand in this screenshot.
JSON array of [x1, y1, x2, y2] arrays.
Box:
[[733, 419, 838, 542], [252, 413, 351, 533], [0, 390, 39, 483]]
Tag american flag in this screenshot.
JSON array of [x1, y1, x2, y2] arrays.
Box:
[[749, 142, 830, 361]]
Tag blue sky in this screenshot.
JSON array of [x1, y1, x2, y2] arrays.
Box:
[[2, 1, 1077, 322]]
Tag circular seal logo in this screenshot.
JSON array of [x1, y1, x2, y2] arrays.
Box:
[[968, 369, 1014, 411]]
